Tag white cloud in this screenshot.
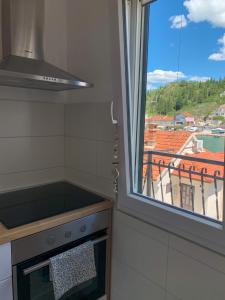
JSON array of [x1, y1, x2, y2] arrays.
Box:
[[147, 69, 186, 85], [147, 69, 210, 90], [209, 34, 225, 61], [184, 0, 225, 28], [170, 15, 188, 29], [189, 76, 211, 82]]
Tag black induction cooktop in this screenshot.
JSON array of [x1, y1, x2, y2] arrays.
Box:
[[0, 182, 104, 229]]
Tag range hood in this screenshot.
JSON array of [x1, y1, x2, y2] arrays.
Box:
[[0, 0, 92, 91]]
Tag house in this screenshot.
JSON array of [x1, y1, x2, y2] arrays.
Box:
[[214, 104, 225, 117], [145, 115, 174, 129], [174, 114, 186, 125]]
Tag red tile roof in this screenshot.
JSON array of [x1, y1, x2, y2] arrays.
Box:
[[143, 130, 192, 180], [145, 115, 174, 122], [182, 112, 193, 117], [173, 152, 224, 183]]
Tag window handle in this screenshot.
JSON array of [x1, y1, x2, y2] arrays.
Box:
[[111, 101, 118, 125]]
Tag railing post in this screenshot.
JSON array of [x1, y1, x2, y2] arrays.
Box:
[[214, 170, 221, 221], [146, 152, 152, 197], [200, 167, 207, 216]]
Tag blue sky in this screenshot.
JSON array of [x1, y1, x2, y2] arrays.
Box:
[[147, 0, 225, 90]]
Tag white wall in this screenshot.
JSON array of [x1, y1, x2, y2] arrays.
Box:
[[65, 102, 115, 199], [112, 210, 225, 300], [0, 100, 64, 192]]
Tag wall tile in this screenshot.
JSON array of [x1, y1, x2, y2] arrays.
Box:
[[65, 137, 97, 175], [96, 141, 113, 179], [113, 211, 168, 288], [114, 210, 169, 245], [0, 167, 64, 192], [65, 168, 114, 199], [65, 103, 97, 139], [65, 168, 98, 194], [0, 137, 64, 174], [166, 293, 181, 300], [169, 234, 225, 275], [111, 258, 165, 300], [0, 277, 13, 300], [167, 247, 225, 300], [111, 289, 123, 300], [0, 101, 64, 137], [96, 102, 115, 141]]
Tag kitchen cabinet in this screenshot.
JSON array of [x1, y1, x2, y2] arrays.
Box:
[[0, 243, 11, 281], [0, 278, 13, 300]]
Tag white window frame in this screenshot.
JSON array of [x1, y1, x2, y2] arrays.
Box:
[[117, 0, 225, 254]]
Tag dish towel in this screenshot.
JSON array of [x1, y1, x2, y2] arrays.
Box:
[[49, 241, 97, 300]]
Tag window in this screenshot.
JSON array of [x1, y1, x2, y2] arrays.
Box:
[[181, 184, 195, 211], [117, 0, 225, 254]]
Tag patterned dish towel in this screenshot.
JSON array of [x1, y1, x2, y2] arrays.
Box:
[[50, 241, 97, 300]]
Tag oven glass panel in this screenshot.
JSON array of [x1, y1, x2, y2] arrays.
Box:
[[16, 239, 106, 300]]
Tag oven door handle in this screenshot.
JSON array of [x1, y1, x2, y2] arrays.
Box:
[[23, 235, 109, 276]]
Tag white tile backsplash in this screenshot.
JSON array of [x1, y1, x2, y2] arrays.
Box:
[[0, 167, 64, 192], [65, 102, 115, 198], [96, 141, 113, 179], [0, 101, 64, 137], [0, 100, 64, 191], [0, 136, 64, 174], [65, 168, 114, 199], [96, 102, 114, 142], [65, 103, 97, 139], [65, 137, 97, 175]]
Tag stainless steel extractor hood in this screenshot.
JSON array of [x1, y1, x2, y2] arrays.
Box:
[[0, 0, 92, 91]]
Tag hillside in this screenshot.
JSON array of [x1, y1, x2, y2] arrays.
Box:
[[146, 78, 225, 116]]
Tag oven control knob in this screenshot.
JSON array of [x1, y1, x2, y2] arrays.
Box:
[[80, 224, 87, 233], [65, 231, 72, 239], [47, 236, 55, 245]]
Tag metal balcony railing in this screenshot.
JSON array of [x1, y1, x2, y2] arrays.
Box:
[[143, 150, 224, 221]]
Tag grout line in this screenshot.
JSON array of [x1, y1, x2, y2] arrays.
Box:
[[65, 135, 114, 143], [66, 166, 113, 181], [0, 98, 63, 104], [0, 135, 65, 139], [169, 245, 225, 277], [113, 256, 166, 292], [0, 166, 64, 176]]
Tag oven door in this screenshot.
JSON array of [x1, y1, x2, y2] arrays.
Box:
[[13, 233, 107, 300]]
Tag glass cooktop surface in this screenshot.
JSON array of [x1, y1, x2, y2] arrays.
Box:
[[0, 182, 104, 229]]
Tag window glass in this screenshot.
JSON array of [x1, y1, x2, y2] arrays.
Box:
[[138, 0, 225, 222]]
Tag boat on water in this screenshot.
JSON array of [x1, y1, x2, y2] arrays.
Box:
[[211, 128, 225, 134]]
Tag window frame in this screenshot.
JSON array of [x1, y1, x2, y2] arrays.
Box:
[[117, 0, 225, 254]]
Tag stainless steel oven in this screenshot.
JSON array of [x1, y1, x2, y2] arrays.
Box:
[[11, 211, 110, 300]]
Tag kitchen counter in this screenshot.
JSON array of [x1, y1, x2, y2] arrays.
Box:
[[0, 199, 113, 245]]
